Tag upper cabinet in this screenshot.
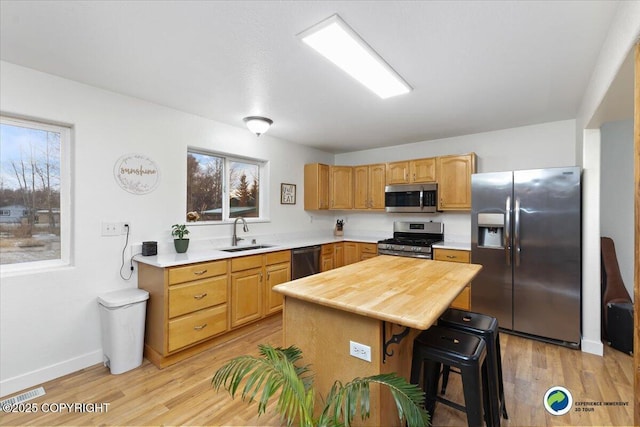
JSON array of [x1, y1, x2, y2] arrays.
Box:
[[354, 164, 385, 210], [386, 158, 436, 184], [436, 153, 477, 211], [304, 153, 476, 212], [330, 166, 353, 209], [304, 163, 330, 210]]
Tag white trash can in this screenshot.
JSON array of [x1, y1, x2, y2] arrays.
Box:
[[98, 288, 149, 374]]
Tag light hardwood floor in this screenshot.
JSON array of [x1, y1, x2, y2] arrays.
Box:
[[0, 314, 634, 426]]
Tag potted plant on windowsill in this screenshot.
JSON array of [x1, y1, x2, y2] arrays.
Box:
[[171, 224, 190, 253], [212, 344, 430, 427]]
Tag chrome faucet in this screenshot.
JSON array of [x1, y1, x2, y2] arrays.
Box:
[[232, 217, 249, 246]]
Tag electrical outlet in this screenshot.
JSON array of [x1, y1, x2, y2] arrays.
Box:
[[102, 221, 131, 236], [101, 222, 119, 236], [349, 340, 371, 362]]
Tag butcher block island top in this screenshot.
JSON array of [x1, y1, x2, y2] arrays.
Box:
[[273, 255, 482, 330]]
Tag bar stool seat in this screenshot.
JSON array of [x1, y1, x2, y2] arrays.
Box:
[[410, 325, 491, 427], [438, 308, 508, 427]]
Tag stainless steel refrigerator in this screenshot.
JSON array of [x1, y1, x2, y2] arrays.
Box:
[[471, 167, 581, 347]]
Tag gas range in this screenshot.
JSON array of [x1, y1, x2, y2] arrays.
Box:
[[377, 221, 444, 259]]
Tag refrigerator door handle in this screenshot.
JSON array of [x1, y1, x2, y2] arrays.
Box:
[[505, 196, 511, 266], [514, 198, 521, 266]]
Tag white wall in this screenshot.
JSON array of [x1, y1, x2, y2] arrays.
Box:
[[575, 1, 640, 356], [601, 119, 634, 300], [335, 120, 577, 242], [0, 61, 334, 397]]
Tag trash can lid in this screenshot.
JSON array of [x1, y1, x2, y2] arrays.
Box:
[[98, 288, 149, 308]]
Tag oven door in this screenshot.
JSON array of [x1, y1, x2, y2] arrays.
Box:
[[385, 184, 438, 213]]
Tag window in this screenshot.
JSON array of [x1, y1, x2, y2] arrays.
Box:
[[187, 149, 266, 222], [0, 116, 71, 268]]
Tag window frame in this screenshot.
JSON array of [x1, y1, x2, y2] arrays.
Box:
[[0, 115, 73, 275], [187, 148, 270, 224]]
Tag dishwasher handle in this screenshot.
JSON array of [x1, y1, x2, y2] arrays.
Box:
[[292, 245, 321, 255]]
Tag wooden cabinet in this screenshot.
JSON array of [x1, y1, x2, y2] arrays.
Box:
[[230, 255, 263, 328], [434, 248, 471, 310], [139, 259, 229, 366], [321, 244, 335, 272], [359, 243, 378, 261], [231, 251, 291, 326], [411, 158, 437, 183], [330, 166, 353, 209], [264, 251, 291, 315], [323, 241, 374, 270], [304, 163, 330, 210], [138, 250, 290, 368], [386, 161, 409, 184], [386, 158, 436, 184], [436, 153, 476, 211], [344, 241, 359, 265], [354, 164, 386, 209], [334, 242, 344, 268]]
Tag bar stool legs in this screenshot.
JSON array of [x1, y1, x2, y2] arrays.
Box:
[[411, 325, 491, 427], [439, 308, 509, 426]]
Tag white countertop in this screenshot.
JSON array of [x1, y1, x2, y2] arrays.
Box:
[[133, 233, 385, 268], [432, 241, 471, 251]]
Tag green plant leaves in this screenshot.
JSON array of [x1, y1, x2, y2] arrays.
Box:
[[212, 344, 429, 427]]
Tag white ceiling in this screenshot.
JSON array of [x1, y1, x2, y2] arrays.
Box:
[[0, 1, 623, 153]]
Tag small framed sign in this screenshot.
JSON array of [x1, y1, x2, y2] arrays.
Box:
[[280, 183, 296, 205]]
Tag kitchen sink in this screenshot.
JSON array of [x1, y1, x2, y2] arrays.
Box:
[[220, 244, 275, 253]]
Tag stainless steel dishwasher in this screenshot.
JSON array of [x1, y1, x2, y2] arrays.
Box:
[[291, 245, 321, 280]]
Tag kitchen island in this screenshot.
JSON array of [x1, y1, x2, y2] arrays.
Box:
[[273, 255, 482, 427]]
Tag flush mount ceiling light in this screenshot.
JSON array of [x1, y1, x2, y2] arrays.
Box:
[[243, 116, 273, 136], [298, 14, 412, 99]]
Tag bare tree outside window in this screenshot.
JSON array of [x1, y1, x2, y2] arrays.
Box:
[[0, 120, 62, 265], [186, 150, 262, 222]]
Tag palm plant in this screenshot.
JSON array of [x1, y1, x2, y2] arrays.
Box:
[[212, 344, 430, 427]]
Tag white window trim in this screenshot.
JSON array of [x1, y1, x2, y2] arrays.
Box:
[[0, 115, 73, 276], [187, 148, 270, 224]]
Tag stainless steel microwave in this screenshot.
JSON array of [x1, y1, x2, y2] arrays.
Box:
[[384, 183, 438, 213]]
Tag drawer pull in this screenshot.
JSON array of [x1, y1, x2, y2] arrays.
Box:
[[193, 269, 208, 275], [193, 293, 208, 300], [193, 323, 208, 331], [446, 255, 457, 259]]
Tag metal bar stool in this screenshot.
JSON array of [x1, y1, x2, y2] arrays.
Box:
[[410, 325, 491, 427], [438, 308, 509, 427]]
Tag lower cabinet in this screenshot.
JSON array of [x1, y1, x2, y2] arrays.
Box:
[[139, 250, 290, 368], [323, 241, 377, 271], [433, 248, 471, 310]]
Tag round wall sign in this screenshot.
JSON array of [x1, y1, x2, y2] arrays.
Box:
[[114, 154, 160, 194]]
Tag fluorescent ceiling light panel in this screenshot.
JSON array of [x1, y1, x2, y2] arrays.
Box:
[[298, 14, 412, 99]]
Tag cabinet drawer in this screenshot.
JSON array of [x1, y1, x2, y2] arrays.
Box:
[[450, 286, 471, 310], [168, 260, 227, 285], [266, 250, 291, 265], [360, 243, 378, 254], [168, 305, 227, 352], [168, 275, 227, 318], [231, 254, 262, 272], [321, 244, 334, 256], [434, 249, 470, 263]]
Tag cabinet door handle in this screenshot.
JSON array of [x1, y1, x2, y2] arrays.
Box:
[[267, 272, 271, 280], [259, 272, 263, 282], [193, 323, 207, 331], [193, 293, 207, 300], [193, 269, 208, 276]]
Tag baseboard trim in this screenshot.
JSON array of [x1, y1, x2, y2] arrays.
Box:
[[0, 350, 103, 398], [581, 337, 604, 356]]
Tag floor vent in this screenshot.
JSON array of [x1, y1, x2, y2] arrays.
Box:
[[0, 386, 46, 407]]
